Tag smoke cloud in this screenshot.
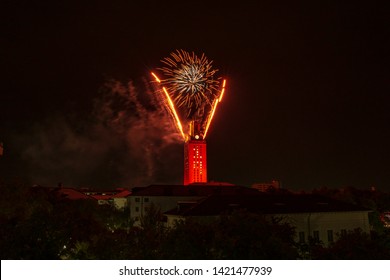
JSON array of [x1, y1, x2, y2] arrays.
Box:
[[14, 77, 183, 188]]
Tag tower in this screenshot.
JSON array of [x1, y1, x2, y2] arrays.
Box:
[[183, 121, 207, 185], [151, 50, 227, 186]]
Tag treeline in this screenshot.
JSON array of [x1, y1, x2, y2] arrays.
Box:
[[1, 180, 390, 259]]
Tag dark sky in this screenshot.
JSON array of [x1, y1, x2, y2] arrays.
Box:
[[1, 0, 389, 191]]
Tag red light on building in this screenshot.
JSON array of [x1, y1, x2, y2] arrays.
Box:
[[184, 139, 207, 185]]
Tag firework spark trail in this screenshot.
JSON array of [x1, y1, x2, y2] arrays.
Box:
[[162, 87, 185, 140], [152, 72, 186, 140], [153, 50, 226, 140], [204, 79, 226, 138]]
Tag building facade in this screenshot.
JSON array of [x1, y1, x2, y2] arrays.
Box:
[[129, 184, 260, 226], [272, 211, 370, 247], [184, 140, 207, 185], [163, 194, 371, 247]]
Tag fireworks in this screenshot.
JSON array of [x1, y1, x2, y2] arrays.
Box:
[[152, 50, 226, 140], [159, 49, 220, 113]]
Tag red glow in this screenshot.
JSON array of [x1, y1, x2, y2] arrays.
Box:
[[184, 140, 207, 185]]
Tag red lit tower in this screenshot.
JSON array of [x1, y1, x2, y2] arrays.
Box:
[[184, 121, 207, 185], [151, 51, 226, 186]]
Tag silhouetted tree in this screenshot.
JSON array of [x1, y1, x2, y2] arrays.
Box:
[[130, 203, 166, 259], [310, 228, 390, 259], [212, 210, 298, 259], [0, 180, 124, 259], [161, 218, 214, 259]]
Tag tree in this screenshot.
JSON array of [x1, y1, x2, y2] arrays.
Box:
[[161, 218, 214, 259], [311, 228, 390, 259], [211, 210, 298, 259], [128, 203, 166, 259]]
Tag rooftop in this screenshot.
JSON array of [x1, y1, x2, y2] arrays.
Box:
[[131, 184, 261, 197], [55, 188, 94, 200], [165, 194, 371, 216]]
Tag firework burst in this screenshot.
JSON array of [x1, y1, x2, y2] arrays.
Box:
[[158, 49, 220, 115], [152, 50, 226, 140]]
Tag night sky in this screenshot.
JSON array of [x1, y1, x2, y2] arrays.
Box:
[[1, 1, 389, 191]]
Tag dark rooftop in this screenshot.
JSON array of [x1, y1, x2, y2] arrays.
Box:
[[164, 194, 371, 216], [131, 184, 261, 197]]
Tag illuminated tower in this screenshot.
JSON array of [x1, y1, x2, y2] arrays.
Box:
[[151, 50, 227, 186], [184, 121, 207, 185]]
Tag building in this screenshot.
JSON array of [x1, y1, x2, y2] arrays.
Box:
[[55, 187, 95, 200], [184, 139, 207, 185], [163, 193, 371, 247], [48, 186, 131, 210], [129, 184, 259, 226], [252, 180, 281, 192], [80, 188, 131, 210], [184, 121, 208, 185]]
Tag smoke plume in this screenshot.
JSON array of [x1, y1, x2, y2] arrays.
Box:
[[16, 77, 183, 188]]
